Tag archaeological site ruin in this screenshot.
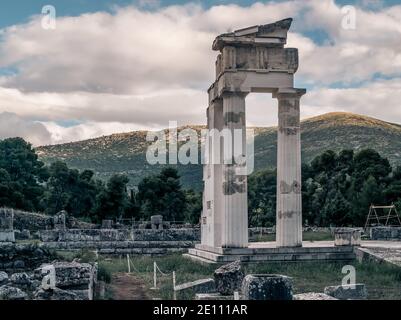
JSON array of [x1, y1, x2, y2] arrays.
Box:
[[1, 15, 401, 302]]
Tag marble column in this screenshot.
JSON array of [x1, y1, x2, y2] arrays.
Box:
[[221, 92, 248, 248], [274, 88, 306, 247]]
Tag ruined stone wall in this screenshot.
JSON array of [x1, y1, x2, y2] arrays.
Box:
[[370, 227, 401, 240], [0, 261, 97, 300], [0, 243, 55, 271], [1, 208, 95, 232], [39, 228, 201, 254], [40, 228, 200, 242]]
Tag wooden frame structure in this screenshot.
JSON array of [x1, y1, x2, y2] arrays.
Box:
[[364, 204, 401, 229]]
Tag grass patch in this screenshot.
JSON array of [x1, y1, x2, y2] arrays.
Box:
[[94, 253, 401, 300]]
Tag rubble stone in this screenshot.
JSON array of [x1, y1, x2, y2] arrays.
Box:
[[0, 285, 27, 300], [241, 274, 293, 300], [324, 284, 367, 300], [34, 287, 79, 300], [214, 260, 244, 295], [0, 271, 8, 285], [293, 292, 338, 300]]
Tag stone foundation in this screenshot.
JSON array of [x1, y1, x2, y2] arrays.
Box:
[[40, 228, 200, 254], [186, 242, 356, 264]]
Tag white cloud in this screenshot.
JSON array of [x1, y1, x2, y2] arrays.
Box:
[[0, 1, 400, 145], [0, 112, 52, 146]]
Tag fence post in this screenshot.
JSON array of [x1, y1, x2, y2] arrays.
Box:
[[151, 261, 158, 290], [127, 254, 131, 273], [173, 271, 177, 300]]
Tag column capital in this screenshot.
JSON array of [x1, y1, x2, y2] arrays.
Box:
[[273, 87, 306, 99]]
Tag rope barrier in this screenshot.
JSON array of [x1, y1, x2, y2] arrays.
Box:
[[125, 255, 174, 291]]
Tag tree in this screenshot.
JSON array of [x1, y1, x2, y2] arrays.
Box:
[[94, 175, 129, 222], [183, 189, 202, 224], [248, 169, 276, 227], [0, 138, 48, 211], [41, 162, 72, 214], [352, 175, 383, 226], [137, 167, 187, 221], [124, 189, 142, 220], [353, 149, 391, 190]]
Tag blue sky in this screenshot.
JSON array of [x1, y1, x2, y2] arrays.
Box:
[[0, 0, 400, 145]]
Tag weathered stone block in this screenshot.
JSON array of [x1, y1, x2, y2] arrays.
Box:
[[324, 284, 367, 300], [241, 274, 293, 300], [195, 293, 236, 300], [0, 208, 15, 243], [214, 260, 244, 296], [0, 271, 8, 285], [175, 278, 216, 299], [0, 243, 54, 270], [0, 285, 27, 300], [53, 211, 67, 230], [34, 261, 97, 300], [334, 228, 361, 246], [0, 231, 15, 242], [15, 229, 31, 240], [34, 287, 79, 300], [293, 292, 337, 300], [370, 227, 401, 240], [0, 208, 13, 230], [101, 220, 113, 229]]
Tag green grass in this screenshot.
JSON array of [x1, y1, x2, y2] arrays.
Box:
[[251, 231, 334, 242], [60, 247, 401, 300], [92, 253, 401, 300]]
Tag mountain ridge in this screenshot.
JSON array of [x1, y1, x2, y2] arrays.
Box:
[[36, 112, 401, 190]]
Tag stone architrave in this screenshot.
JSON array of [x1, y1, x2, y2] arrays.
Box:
[[201, 18, 306, 249]]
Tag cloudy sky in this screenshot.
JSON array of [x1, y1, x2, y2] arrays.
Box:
[[0, 0, 400, 146]]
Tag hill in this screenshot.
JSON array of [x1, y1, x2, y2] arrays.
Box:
[[36, 112, 401, 190]]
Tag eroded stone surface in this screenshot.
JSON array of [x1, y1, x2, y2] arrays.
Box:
[[293, 292, 337, 300], [241, 274, 293, 300], [334, 228, 361, 246], [34, 287, 79, 300], [0, 285, 27, 300], [324, 284, 367, 300], [0, 271, 8, 285], [214, 260, 244, 296], [370, 227, 401, 241]]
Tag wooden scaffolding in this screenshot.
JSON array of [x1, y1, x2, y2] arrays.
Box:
[[364, 204, 401, 229]]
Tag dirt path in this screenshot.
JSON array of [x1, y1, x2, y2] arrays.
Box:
[[109, 273, 150, 300]]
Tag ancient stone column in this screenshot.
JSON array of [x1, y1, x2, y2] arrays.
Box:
[[274, 88, 306, 247], [221, 92, 248, 248]]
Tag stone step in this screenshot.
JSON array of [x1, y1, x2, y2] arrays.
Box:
[[187, 248, 355, 264]]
